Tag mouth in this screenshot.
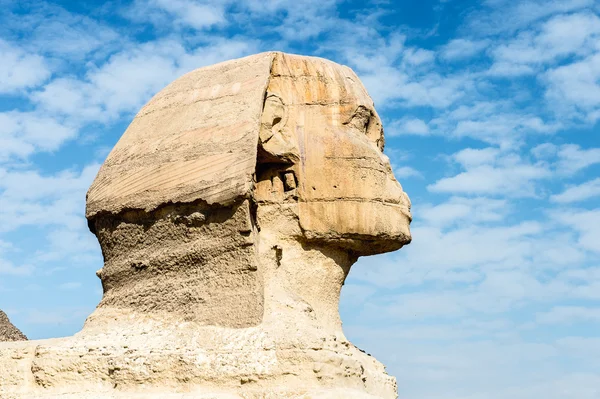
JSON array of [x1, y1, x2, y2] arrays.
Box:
[[380, 201, 412, 223]]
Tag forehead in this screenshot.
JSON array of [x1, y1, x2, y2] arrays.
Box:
[[268, 53, 376, 122]]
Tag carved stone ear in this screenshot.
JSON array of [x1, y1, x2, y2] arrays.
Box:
[[255, 93, 300, 204], [258, 93, 299, 164]]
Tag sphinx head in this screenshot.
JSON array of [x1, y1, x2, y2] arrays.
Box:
[[84, 52, 411, 329]]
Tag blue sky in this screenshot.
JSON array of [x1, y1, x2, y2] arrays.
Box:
[[1, 0, 599, 397]]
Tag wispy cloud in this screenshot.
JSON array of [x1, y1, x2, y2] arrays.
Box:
[[428, 148, 552, 197], [551, 178, 600, 203], [0, 39, 50, 93], [125, 0, 227, 30], [0, 112, 77, 161], [440, 38, 489, 61]]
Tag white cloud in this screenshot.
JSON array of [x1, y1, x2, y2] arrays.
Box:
[[452, 147, 500, 168], [0, 163, 100, 232], [0, 40, 50, 93], [531, 142, 558, 159], [126, 0, 227, 30], [22, 308, 90, 325], [403, 48, 436, 65], [531, 143, 600, 175], [157, 0, 226, 29], [343, 321, 599, 399], [0, 111, 77, 161], [126, 0, 340, 40], [354, 218, 557, 289], [428, 164, 546, 196], [441, 39, 489, 61], [557, 336, 600, 359], [428, 148, 551, 197], [536, 306, 600, 324], [360, 68, 468, 109], [551, 208, 600, 253], [0, 160, 103, 281], [340, 284, 376, 307], [58, 282, 82, 290], [486, 62, 536, 77], [429, 101, 562, 148], [452, 115, 560, 146], [555, 144, 600, 175], [324, 28, 469, 109], [242, 0, 337, 16], [551, 178, 600, 203], [243, 0, 339, 41], [0, 259, 33, 276], [394, 166, 423, 179], [492, 13, 600, 67], [458, 9, 600, 126], [31, 38, 258, 123], [538, 12, 600, 56], [0, 240, 32, 276], [419, 196, 509, 227], [2, 2, 121, 59], [36, 227, 100, 263], [388, 118, 430, 136], [466, 0, 595, 35], [545, 53, 600, 121]]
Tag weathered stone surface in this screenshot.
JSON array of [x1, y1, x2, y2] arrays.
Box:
[[0, 310, 27, 342], [0, 52, 412, 399], [86, 52, 273, 216]]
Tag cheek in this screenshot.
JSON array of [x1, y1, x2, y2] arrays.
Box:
[[296, 125, 397, 202]]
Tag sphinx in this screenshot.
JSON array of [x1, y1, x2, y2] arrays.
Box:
[[0, 52, 411, 399]]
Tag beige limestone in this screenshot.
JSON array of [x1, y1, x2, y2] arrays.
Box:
[[0, 52, 412, 399]]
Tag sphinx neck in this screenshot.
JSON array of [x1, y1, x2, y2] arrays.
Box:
[[84, 199, 356, 338], [84, 200, 265, 331], [257, 230, 356, 334]]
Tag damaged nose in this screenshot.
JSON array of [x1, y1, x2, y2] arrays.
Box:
[[401, 191, 412, 222], [401, 191, 411, 211]]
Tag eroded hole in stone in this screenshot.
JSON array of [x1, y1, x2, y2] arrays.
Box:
[[273, 245, 283, 267], [131, 262, 148, 271]]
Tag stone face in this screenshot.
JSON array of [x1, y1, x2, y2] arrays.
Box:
[[0, 310, 27, 342], [259, 53, 411, 256], [0, 52, 411, 399]]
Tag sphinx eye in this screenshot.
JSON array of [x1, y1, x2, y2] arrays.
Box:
[[357, 112, 370, 133], [344, 105, 372, 134]]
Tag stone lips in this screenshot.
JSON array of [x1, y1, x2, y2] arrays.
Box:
[[0, 309, 27, 342]]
